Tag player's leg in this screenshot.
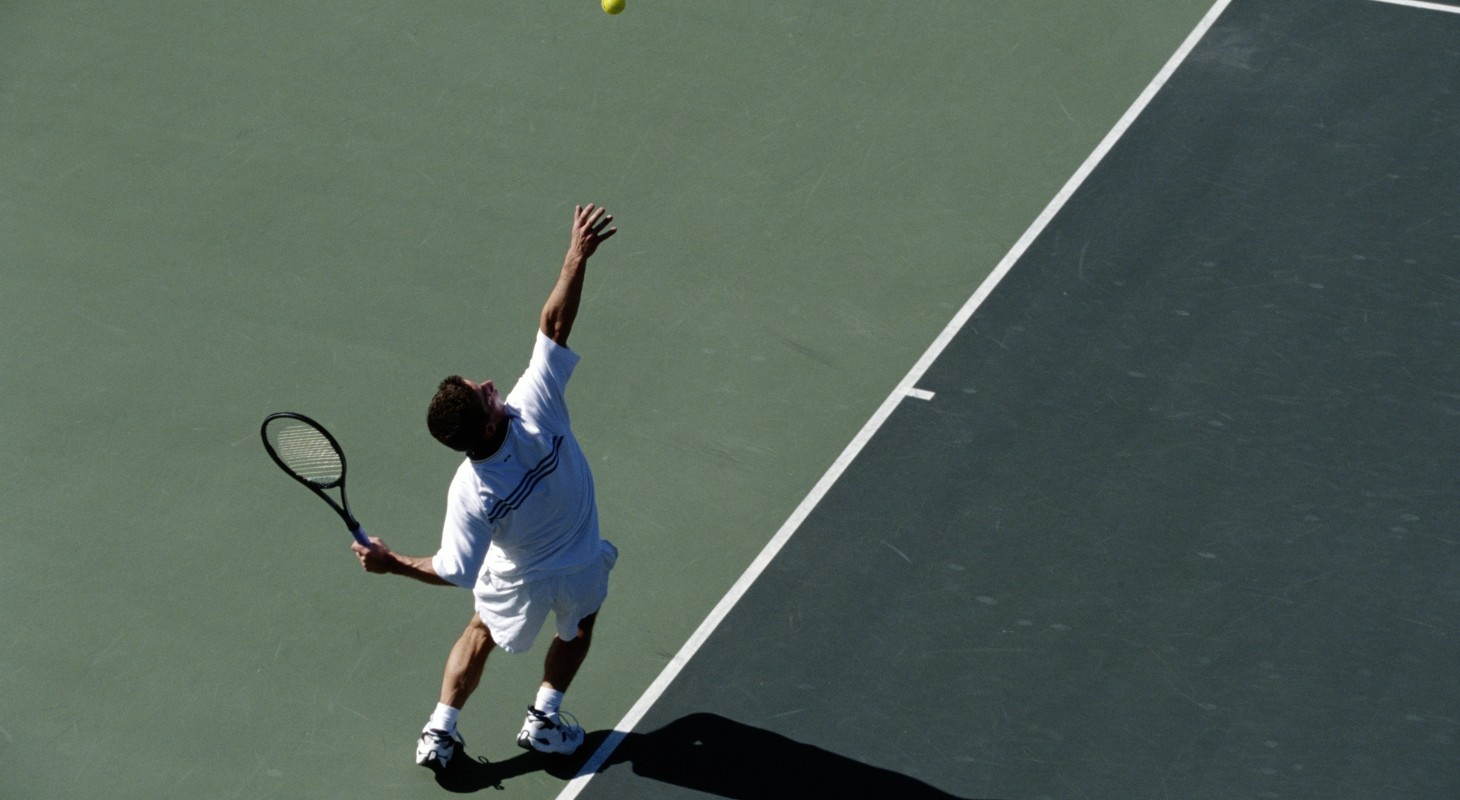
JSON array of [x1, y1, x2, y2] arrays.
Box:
[[542, 611, 596, 692], [442, 612, 496, 707], [517, 541, 616, 756], [519, 612, 597, 755], [417, 613, 496, 770]]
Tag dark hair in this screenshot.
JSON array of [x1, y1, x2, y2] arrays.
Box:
[[427, 375, 486, 451]]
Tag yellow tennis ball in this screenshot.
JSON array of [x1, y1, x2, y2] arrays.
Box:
[[602, 0, 625, 14]]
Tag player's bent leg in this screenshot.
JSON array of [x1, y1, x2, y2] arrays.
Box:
[[417, 614, 496, 770], [441, 613, 496, 708]]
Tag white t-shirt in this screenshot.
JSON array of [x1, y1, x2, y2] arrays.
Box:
[[432, 332, 603, 589]]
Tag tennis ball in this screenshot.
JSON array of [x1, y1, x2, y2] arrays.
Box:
[[602, 0, 625, 14]]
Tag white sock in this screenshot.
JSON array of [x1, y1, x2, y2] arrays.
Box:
[[425, 702, 460, 733], [534, 686, 564, 717]]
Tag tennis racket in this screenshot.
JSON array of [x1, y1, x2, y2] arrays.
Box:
[[260, 412, 371, 547]]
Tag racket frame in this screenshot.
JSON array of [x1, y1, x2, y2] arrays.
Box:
[[260, 411, 371, 546]]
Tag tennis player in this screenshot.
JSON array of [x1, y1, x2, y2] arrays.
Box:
[[352, 203, 619, 770]]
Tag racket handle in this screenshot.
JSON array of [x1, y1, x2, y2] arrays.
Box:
[[351, 526, 372, 547]]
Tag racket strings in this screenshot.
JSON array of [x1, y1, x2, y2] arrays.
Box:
[[268, 422, 343, 487]]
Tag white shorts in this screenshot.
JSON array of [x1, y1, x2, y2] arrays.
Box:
[[473, 540, 617, 654]]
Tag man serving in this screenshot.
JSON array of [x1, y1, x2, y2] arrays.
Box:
[[353, 203, 619, 770]]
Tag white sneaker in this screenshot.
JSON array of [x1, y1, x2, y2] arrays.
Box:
[[516, 706, 584, 755], [416, 727, 464, 769]]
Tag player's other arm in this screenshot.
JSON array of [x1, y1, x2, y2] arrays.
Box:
[[540, 203, 616, 347], [351, 537, 454, 586]]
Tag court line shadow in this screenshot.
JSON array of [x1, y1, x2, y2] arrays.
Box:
[[434, 712, 985, 799]]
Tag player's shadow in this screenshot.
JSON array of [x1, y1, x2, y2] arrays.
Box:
[[434, 711, 979, 798]]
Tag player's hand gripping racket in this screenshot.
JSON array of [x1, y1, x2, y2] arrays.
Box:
[[261, 412, 371, 547]]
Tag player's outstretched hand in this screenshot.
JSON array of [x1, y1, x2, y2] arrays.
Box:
[[351, 536, 394, 574], [568, 203, 616, 262]]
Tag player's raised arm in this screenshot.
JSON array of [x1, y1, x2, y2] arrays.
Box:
[[540, 203, 616, 347]]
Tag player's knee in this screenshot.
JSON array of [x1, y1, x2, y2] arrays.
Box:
[[467, 614, 497, 647]]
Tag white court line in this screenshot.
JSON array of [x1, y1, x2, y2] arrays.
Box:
[[555, 1, 1235, 797], [1368, 0, 1460, 14], [904, 387, 936, 401]]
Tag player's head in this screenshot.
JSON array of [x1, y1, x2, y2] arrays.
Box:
[[427, 375, 504, 453]]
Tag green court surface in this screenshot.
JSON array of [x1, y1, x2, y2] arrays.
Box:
[[3, 2, 1214, 798]]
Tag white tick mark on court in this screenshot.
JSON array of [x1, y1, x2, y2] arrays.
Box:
[[1054, 91, 1076, 123], [880, 540, 912, 563], [904, 387, 935, 401]]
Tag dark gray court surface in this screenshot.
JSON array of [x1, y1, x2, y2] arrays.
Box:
[[566, 1, 1460, 797]]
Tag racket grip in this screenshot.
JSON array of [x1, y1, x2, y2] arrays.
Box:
[[351, 526, 372, 547]]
